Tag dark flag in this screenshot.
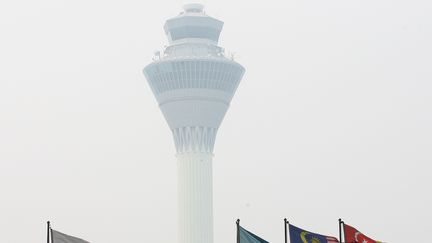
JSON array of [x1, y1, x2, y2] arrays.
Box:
[[343, 223, 383, 243], [289, 224, 339, 243], [51, 230, 90, 243], [47, 221, 90, 243], [236, 219, 269, 243]]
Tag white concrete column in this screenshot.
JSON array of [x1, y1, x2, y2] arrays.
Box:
[[176, 152, 213, 243]]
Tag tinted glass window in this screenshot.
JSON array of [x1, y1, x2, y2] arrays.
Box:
[[170, 27, 220, 42]]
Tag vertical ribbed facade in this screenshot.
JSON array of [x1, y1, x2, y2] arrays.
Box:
[[143, 3, 244, 243]]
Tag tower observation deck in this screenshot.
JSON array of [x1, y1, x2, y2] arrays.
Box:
[[143, 4, 245, 243]]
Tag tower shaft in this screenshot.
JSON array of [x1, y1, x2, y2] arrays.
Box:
[[177, 153, 213, 243]]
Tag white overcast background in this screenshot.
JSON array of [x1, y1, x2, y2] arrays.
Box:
[[1, 0, 431, 242]]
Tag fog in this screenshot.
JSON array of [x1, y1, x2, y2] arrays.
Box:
[[0, 0, 431, 242]]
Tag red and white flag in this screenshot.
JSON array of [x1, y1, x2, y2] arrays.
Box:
[[326, 236, 339, 243], [343, 223, 383, 243]]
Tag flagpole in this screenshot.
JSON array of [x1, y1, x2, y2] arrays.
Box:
[[284, 218, 288, 243], [338, 219, 342, 243], [47, 221, 50, 243], [236, 219, 240, 243]]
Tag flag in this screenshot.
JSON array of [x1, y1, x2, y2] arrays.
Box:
[[343, 223, 382, 243], [239, 226, 269, 243], [289, 224, 339, 243], [51, 229, 90, 243]]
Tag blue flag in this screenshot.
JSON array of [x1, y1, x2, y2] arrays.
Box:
[[239, 226, 269, 243], [289, 224, 339, 243]]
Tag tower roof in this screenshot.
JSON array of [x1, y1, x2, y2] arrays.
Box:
[[183, 3, 204, 13], [164, 4, 223, 44]]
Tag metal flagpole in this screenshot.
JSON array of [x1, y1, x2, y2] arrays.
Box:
[[338, 218, 343, 243], [236, 219, 240, 243], [47, 221, 50, 243], [284, 218, 288, 243]]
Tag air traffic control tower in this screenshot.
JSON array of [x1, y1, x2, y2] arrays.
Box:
[[143, 3, 245, 243]]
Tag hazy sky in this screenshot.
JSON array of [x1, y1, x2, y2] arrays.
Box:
[[1, 0, 431, 242]]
